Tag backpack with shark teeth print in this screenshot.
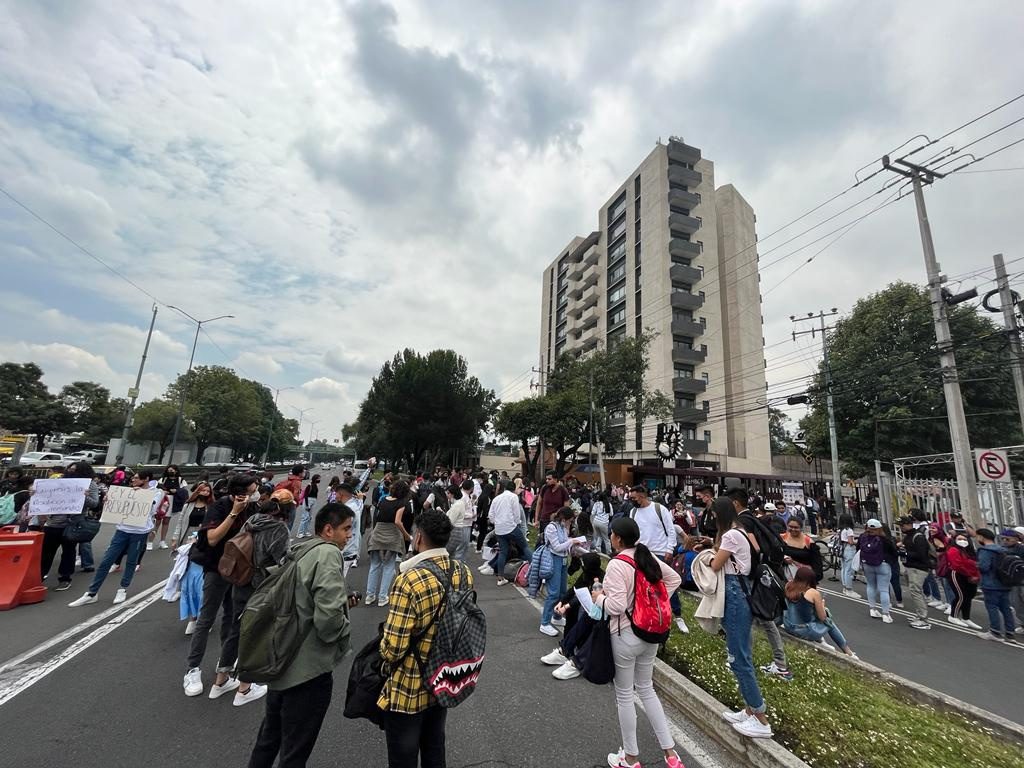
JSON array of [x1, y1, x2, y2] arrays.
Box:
[[411, 559, 487, 708]]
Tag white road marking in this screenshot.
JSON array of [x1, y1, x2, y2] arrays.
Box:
[[0, 584, 166, 706], [514, 584, 726, 768], [0, 580, 167, 675]]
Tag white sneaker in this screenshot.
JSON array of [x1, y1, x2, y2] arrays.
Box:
[[145, 542, 154, 551], [943, 605, 951, 615], [947, 616, 968, 627], [364, 595, 377, 605], [209, 677, 240, 699], [113, 588, 127, 604], [732, 713, 773, 738], [68, 593, 98, 607], [820, 638, 836, 650], [496, 577, 509, 586], [185, 620, 197, 635], [909, 620, 930, 630], [977, 631, 1002, 641], [159, 540, 169, 550], [541, 648, 568, 666], [233, 683, 268, 707], [552, 660, 580, 680], [539, 623, 560, 637], [111, 564, 121, 573], [675, 616, 690, 633], [869, 609, 882, 619], [881, 614, 893, 624], [927, 599, 943, 609], [551, 617, 566, 627], [843, 589, 859, 598], [377, 597, 389, 608], [965, 620, 983, 630], [183, 668, 203, 697], [721, 708, 750, 723], [478, 564, 494, 575]]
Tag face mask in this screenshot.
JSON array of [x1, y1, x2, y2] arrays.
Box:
[[956, 539, 969, 548], [587, 602, 605, 620]]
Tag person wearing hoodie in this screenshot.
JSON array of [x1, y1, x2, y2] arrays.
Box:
[[896, 513, 933, 630], [976, 528, 1018, 642], [540, 553, 604, 680], [945, 533, 981, 629]]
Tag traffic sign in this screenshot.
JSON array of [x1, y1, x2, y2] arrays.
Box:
[[975, 448, 1011, 483]]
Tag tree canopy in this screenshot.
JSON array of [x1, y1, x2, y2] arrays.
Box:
[[348, 349, 496, 471], [0, 363, 73, 449], [799, 282, 1022, 478]]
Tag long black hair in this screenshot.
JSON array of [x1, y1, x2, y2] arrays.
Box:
[[712, 497, 737, 545], [610, 516, 663, 584]]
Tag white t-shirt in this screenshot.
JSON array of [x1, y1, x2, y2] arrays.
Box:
[[719, 528, 752, 575], [631, 502, 675, 557], [841, 527, 857, 548]]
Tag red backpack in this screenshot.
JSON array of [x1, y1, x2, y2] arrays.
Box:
[[615, 554, 672, 644]]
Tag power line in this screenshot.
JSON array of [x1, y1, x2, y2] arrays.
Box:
[[898, 91, 1024, 160]]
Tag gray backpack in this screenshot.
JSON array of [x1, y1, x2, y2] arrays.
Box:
[[237, 539, 341, 683]]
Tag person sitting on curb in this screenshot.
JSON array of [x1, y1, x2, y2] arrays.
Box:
[[783, 566, 858, 658]]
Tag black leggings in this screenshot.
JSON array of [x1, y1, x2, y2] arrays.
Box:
[[951, 571, 978, 621], [41, 526, 76, 583]]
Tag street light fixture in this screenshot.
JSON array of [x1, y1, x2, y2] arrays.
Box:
[[261, 386, 296, 466], [167, 307, 235, 463]]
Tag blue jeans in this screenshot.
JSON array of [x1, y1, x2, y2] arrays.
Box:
[[888, 561, 903, 602], [923, 571, 940, 600], [785, 618, 849, 650], [841, 546, 856, 589], [863, 562, 892, 614], [297, 498, 315, 537], [982, 589, 1017, 637], [541, 556, 567, 626], [78, 541, 94, 569], [660, 554, 682, 617], [494, 527, 532, 577], [723, 575, 765, 713], [88, 530, 148, 594], [366, 550, 398, 600]]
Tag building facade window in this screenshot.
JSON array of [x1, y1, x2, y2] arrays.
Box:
[[608, 285, 626, 305], [674, 365, 694, 378], [607, 327, 626, 348], [608, 307, 626, 327], [608, 261, 626, 284], [703, 430, 712, 444]]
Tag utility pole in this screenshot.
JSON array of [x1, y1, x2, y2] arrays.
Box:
[[118, 304, 158, 462], [993, 253, 1024, 438], [590, 371, 607, 488], [261, 386, 295, 466], [791, 309, 842, 514], [882, 155, 982, 528], [531, 356, 547, 484]]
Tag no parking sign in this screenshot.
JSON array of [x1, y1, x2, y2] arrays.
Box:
[[975, 449, 1011, 483]]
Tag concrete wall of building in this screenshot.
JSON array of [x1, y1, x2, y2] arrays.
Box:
[[715, 184, 772, 473]]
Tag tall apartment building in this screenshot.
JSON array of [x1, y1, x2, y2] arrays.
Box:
[[538, 137, 772, 474]]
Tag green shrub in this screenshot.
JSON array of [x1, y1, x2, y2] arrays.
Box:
[[661, 599, 1023, 768]]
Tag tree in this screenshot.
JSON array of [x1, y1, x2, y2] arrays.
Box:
[[494, 396, 548, 480], [799, 282, 1022, 477], [350, 349, 497, 471], [59, 381, 126, 440], [129, 399, 181, 462], [238, 380, 298, 462], [165, 366, 262, 464], [769, 407, 795, 455], [0, 362, 73, 449]]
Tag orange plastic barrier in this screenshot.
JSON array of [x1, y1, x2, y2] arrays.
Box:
[[0, 526, 47, 610]]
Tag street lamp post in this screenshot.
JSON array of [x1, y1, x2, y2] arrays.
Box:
[[261, 386, 295, 467], [167, 307, 234, 464], [292, 406, 313, 461]]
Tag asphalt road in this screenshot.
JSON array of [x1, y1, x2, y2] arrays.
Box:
[[814, 575, 1024, 723], [0, 496, 741, 768]]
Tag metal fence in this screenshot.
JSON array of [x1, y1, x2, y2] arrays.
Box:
[[876, 472, 1024, 529]]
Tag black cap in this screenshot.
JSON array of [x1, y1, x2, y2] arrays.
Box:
[[897, 516, 915, 525], [337, 483, 355, 495]]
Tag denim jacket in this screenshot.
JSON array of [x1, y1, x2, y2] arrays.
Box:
[[977, 544, 1009, 591]]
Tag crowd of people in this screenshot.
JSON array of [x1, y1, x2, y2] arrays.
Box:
[[5, 458, 1024, 768]]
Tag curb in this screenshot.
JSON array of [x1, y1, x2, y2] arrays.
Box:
[[783, 632, 1024, 747], [652, 658, 811, 768]]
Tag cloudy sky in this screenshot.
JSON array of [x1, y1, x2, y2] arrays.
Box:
[[1, 0, 1022, 444]]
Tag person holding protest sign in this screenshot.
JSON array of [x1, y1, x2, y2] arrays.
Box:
[[69, 470, 158, 606], [39, 462, 99, 592]]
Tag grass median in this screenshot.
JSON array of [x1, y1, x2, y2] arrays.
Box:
[[660, 598, 1023, 768]]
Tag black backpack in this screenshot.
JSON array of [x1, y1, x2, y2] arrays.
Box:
[[738, 511, 786, 577], [732, 529, 786, 621], [996, 551, 1024, 587]]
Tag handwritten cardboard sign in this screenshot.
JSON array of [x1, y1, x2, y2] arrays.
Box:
[[30, 478, 91, 516], [102, 486, 160, 528]]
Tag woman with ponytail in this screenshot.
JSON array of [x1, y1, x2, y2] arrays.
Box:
[[709, 497, 774, 739], [592, 517, 684, 768]]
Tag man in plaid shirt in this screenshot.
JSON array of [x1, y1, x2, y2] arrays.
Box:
[[378, 511, 471, 767]]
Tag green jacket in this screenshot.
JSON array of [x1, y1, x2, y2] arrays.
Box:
[[271, 540, 351, 691]]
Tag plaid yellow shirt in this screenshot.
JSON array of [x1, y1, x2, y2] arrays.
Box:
[[378, 549, 472, 714]]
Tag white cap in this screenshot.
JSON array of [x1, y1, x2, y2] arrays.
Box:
[[866, 518, 882, 528], [763, 502, 777, 511]]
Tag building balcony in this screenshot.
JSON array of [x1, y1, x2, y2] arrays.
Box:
[[579, 335, 599, 353], [579, 305, 598, 330], [668, 165, 702, 188], [583, 245, 600, 267], [667, 140, 702, 165], [669, 238, 702, 259], [668, 212, 701, 235], [672, 345, 707, 365], [671, 290, 704, 311], [670, 263, 702, 284], [577, 284, 598, 310], [668, 188, 701, 210], [569, 260, 588, 281], [672, 377, 707, 395], [680, 438, 709, 455], [671, 318, 704, 338], [673, 405, 708, 424], [580, 269, 598, 290]]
